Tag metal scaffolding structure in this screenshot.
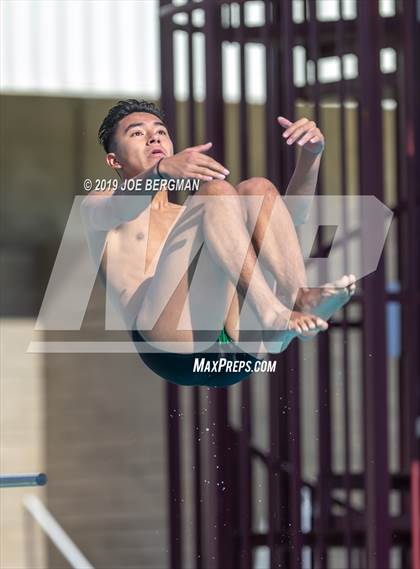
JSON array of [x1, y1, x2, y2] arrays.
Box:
[[159, 1, 420, 567]]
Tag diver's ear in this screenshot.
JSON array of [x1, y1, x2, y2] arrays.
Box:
[[106, 152, 122, 170]]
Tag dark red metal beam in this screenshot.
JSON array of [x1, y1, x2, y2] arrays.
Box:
[[411, 460, 420, 569], [192, 388, 203, 568], [399, 0, 420, 566], [166, 384, 183, 569], [159, 1, 419, 567], [357, 1, 391, 566], [203, 2, 231, 566], [336, 2, 354, 565], [238, 380, 253, 568]]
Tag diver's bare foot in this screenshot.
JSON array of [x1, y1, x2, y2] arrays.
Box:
[[295, 274, 356, 320], [281, 274, 356, 348], [262, 310, 328, 354]]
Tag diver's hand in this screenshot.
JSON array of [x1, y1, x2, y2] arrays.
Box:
[[277, 116, 325, 155], [158, 142, 230, 181]]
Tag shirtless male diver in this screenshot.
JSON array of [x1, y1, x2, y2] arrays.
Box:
[[81, 99, 355, 387]]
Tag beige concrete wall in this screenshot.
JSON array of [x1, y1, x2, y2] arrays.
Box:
[[0, 319, 47, 569], [0, 95, 113, 315], [43, 279, 170, 568]]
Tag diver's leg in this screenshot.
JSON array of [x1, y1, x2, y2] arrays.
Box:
[[223, 177, 356, 345], [136, 179, 327, 354], [236, 177, 356, 308]]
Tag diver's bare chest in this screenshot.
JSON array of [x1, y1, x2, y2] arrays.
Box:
[[145, 208, 182, 269], [109, 206, 184, 273]]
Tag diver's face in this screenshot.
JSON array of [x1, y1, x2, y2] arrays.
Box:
[[107, 112, 174, 179]]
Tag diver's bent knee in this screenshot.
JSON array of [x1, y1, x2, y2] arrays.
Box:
[[198, 179, 238, 196], [237, 176, 279, 198]]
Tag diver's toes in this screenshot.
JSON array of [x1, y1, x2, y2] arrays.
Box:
[[316, 317, 328, 330]]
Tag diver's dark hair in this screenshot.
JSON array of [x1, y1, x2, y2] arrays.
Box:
[[98, 99, 165, 153]]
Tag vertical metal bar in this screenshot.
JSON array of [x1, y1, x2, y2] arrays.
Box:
[[357, 2, 391, 566], [412, 459, 420, 569], [166, 384, 183, 569], [237, 12, 253, 547], [226, 418, 238, 569], [307, 1, 320, 130], [185, 9, 201, 565], [207, 389, 231, 568], [160, 0, 177, 144], [306, 1, 331, 566], [269, 359, 288, 568], [193, 388, 203, 568], [398, 0, 420, 564], [239, 380, 253, 568], [278, 1, 301, 567], [264, 0, 281, 184], [233, 26, 254, 562], [187, 9, 195, 147], [286, 349, 303, 569], [278, 0, 295, 182], [264, 7, 291, 561], [203, 1, 229, 565], [204, 0, 225, 161], [401, 0, 420, 455], [336, 0, 353, 565], [394, 1, 410, 561], [395, 103, 409, 567], [390, 0, 402, 502], [159, 3, 183, 566], [314, 339, 332, 569], [238, 3, 248, 181], [265, 5, 286, 564]]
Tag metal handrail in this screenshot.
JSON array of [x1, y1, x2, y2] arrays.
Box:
[[0, 473, 47, 488], [23, 495, 95, 569]]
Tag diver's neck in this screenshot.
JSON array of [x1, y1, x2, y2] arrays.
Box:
[[150, 189, 171, 210]]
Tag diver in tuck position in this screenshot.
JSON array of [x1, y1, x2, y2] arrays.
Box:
[[81, 99, 355, 387]]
